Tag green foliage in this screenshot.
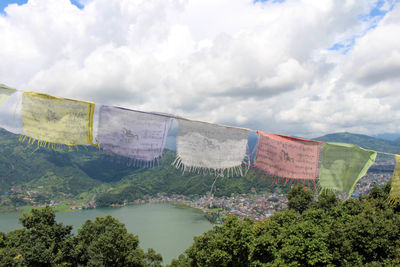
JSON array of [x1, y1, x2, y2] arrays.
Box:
[[93, 153, 278, 206], [0, 128, 102, 200], [184, 216, 254, 267], [0, 206, 74, 266], [287, 186, 314, 214], [0, 129, 276, 209], [74, 215, 148, 266], [0, 206, 162, 267], [3, 183, 400, 266], [95, 192, 125, 207], [171, 183, 400, 266], [3, 128, 400, 266], [314, 189, 338, 211], [145, 248, 163, 267]]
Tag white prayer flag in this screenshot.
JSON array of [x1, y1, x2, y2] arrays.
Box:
[[173, 119, 249, 176]]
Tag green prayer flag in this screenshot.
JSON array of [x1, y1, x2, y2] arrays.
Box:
[[388, 154, 400, 204], [318, 142, 377, 198], [0, 84, 17, 107]]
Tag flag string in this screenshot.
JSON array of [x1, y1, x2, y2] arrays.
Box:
[[2, 85, 399, 157]]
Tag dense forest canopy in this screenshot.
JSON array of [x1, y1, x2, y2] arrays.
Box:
[[0, 206, 163, 266], [1, 128, 398, 212], [0, 128, 279, 212], [169, 183, 400, 266], [1, 182, 400, 266]]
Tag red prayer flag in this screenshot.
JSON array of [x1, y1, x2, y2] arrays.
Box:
[[254, 131, 322, 180]]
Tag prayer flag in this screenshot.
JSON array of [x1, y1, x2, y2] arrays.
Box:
[[254, 131, 322, 183], [173, 119, 249, 176], [21, 91, 95, 147], [318, 142, 377, 198], [388, 155, 400, 204], [97, 105, 173, 165], [0, 84, 17, 107]]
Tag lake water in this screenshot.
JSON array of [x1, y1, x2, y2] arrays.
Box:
[[0, 203, 213, 265]]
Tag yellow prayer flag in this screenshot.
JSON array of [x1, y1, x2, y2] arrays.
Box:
[[388, 155, 400, 204], [22, 91, 95, 146]]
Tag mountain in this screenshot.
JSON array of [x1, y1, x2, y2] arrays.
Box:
[[2, 128, 398, 210], [0, 128, 106, 195], [314, 132, 400, 154], [373, 133, 400, 141], [314, 132, 400, 162], [0, 128, 277, 210]]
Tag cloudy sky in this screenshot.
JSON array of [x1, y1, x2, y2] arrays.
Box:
[[0, 0, 399, 138]]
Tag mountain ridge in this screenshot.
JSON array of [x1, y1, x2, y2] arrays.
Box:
[[313, 132, 400, 155], [0, 128, 276, 211], [1, 129, 398, 211]]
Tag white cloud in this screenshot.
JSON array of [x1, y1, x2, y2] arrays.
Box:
[[0, 0, 399, 138], [278, 2, 400, 136]]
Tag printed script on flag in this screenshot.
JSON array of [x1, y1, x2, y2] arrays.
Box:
[[97, 106, 173, 162], [255, 131, 322, 180], [174, 119, 249, 176], [22, 91, 95, 145]]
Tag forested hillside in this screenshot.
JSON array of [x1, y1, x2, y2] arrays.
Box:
[[0, 129, 276, 211], [315, 132, 400, 156], [1, 129, 399, 211]]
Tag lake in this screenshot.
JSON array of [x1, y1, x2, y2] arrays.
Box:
[[0, 203, 213, 265]]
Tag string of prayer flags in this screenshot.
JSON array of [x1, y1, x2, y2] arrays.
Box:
[[0, 84, 17, 107], [254, 131, 323, 187], [21, 91, 95, 148], [2, 85, 393, 192], [388, 155, 400, 204], [96, 105, 173, 166], [173, 119, 249, 177], [318, 142, 377, 198]]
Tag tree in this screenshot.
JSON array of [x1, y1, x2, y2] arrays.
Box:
[[287, 185, 314, 214], [170, 215, 254, 267], [314, 189, 338, 211], [171, 181, 400, 266], [74, 215, 153, 266], [0, 206, 74, 266], [0, 206, 162, 266], [144, 248, 163, 267]]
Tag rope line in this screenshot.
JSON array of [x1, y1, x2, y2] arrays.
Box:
[[3, 86, 400, 156]]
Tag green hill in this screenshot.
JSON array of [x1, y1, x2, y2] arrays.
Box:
[[2, 129, 398, 211], [314, 132, 399, 161], [0, 128, 276, 211]]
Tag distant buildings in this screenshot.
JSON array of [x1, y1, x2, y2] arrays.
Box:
[[352, 161, 394, 196], [0, 160, 395, 218]]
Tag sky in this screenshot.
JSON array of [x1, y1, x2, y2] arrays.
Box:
[[0, 0, 399, 138]]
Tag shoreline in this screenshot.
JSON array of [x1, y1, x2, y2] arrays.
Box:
[[1, 191, 291, 222], [0, 201, 220, 223]]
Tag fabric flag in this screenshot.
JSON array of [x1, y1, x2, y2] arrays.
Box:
[[0, 84, 17, 107], [173, 119, 249, 177], [97, 105, 173, 166], [318, 142, 377, 198], [254, 131, 323, 185], [21, 91, 95, 147], [388, 155, 400, 204]]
